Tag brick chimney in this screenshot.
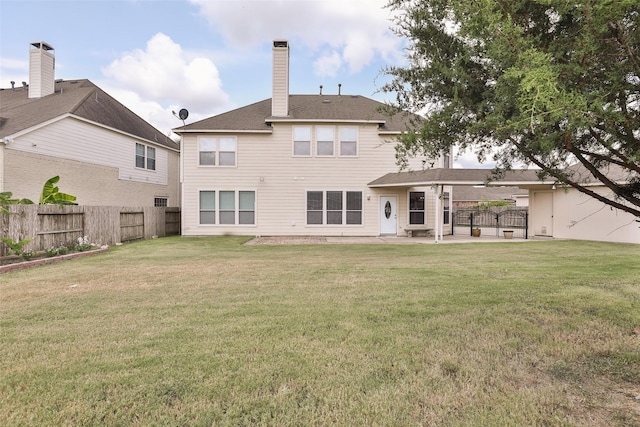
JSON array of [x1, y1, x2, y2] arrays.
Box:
[[29, 41, 55, 99], [271, 40, 289, 117]]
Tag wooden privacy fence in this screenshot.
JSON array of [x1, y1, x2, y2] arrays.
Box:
[[1, 205, 180, 255]]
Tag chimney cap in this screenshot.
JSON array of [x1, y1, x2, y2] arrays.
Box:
[[273, 40, 288, 48], [30, 41, 54, 51]]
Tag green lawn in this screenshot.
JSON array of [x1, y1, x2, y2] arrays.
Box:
[[1, 237, 639, 426]]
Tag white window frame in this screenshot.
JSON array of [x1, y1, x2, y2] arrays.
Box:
[[306, 190, 363, 226], [293, 126, 312, 157], [199, 191, 216, 224], [154, 197, 168, 207], [443, 192, 450, 225], [198, 190, 256, 226], [198, 136, 237, 167], [339, 126, 358, 157], [316, 126, 335, 157], [135, 143, 156, 171], [409, 191, 426, 225]]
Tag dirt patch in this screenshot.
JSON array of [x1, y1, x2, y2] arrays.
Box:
[[244, 236, 328, 245]]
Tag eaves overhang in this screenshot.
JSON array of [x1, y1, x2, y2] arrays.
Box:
[[367, 168, 547, 188]]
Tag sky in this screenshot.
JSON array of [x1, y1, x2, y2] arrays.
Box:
[[0, 0, 487, 168]]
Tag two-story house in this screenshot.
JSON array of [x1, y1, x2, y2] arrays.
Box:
[[175, 40, 451, 237], [0, 42, 180, 207]]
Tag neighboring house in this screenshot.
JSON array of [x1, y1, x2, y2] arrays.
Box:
[[175, 40, 451, 238], [452, 186, 529, 209], [0, 42, 180, 207]]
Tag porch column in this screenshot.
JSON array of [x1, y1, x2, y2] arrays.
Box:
[[434, 185, 440, 243]]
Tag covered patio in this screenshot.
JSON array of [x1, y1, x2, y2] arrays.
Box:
[[368, 168, 547, 243]]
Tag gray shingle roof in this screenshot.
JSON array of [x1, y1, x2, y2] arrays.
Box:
[[0, 79, 179, 150], [368, 168, 545, 187], [452, 186, 528, 202], [175, 95, 420, 133]]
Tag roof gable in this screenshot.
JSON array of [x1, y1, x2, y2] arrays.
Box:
[[0, 79, 178, 150]]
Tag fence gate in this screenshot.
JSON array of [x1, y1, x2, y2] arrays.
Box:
[[120, 211, 144, 242], [453, 207, 528, 239]]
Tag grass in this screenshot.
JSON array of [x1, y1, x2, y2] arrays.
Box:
[[1, 236, 639, 426]]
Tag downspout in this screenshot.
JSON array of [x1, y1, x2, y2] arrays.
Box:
[[0, 138, 8, 193]]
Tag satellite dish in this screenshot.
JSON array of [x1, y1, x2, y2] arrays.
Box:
[[178, 109, 189, 120]]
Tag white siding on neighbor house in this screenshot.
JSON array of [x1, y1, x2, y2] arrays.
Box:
[[182, 122, 435, 237], [9, 117, 171, 186], [538, 187, 640, 245], [28, 46, 55, 99]]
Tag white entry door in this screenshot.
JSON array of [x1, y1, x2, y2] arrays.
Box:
[[533, 191, 554, 236], [380, 196, 397, 235]]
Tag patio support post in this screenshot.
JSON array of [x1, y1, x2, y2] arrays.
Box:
[[434, 185, 440, 243], [470, 212, 474, 236], [439, 185, 444, 241]]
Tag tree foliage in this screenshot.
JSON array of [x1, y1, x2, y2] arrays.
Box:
[[384, 0, 640, 217], [38, 176, 77, 205], [0, 192, 33, 215]]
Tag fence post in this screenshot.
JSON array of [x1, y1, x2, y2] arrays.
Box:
[[470, 212, 474, 236], [495, 213, 500, 237], [525, 212, 529, 239]]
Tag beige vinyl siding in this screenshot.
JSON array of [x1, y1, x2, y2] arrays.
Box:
[[10, 117, 172, 186], [272, 48, 289, 117], [538, 187, 640, 244], [182, 122, 420, 236]]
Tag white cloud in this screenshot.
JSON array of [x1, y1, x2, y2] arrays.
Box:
[[101, 33, 230, 133], [314, 51, 343, 78], [189, 0, 402, 76]]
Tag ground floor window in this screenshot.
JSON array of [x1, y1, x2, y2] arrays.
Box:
[[154, 197, 168, 207], [307, 191, 362, 225], [199, 190, 255, 225], [443, 192, 450, 225], [409, 191, 425, 224]]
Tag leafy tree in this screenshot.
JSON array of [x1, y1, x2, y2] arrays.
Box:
[[38, 176, 77, 205], [383, 0, 640, 217], [0, 192, 33, 215]]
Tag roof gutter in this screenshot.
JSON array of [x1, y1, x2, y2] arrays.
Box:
[[173, 129, 273, 134], [265, 118, 386, 125]]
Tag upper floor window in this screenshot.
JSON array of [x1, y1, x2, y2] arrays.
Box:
[[293, 126, 358, 157], [339, 127, 358, 156], [316, 126, 334, 156], [136, 143, 156, 171], [199, 137, 237, 166], [443, 153, 451, 169], [293, 127, 311, 156], [409, 191, 425, 224]]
